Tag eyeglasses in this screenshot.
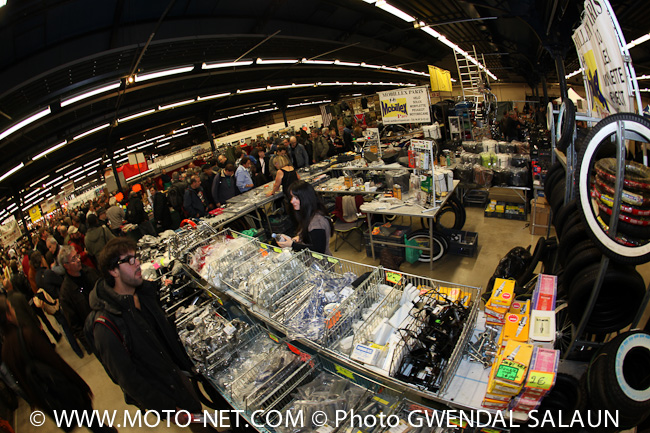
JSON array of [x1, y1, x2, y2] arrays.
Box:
[[70, 255, 81, 263], [115, 254, 140, 266]]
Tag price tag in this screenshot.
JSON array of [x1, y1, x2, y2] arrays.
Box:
[[325, 310, 342, 329], [286, 343, 302, 356], [386, 271, 402, 285], [312, 253, 324, 260], [496, 359, 527, 383], [268, 333, 280, 343], [526, 371, 555, 390], [334, 364, 356, 380], [213, 295, 223, 306], [327, 257, 339, 264], [260, 243, 269, 249], [273, 247, 282, 253]]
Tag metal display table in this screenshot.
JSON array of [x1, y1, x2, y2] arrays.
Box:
[[360, 180, 459, 270]]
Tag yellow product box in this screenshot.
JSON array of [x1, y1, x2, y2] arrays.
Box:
[[494, 341, 534, 388], [485, 300, 509, 319], [481, 398, 509, 410], [502, 312, 530, 342], [487, 362, 521, 396], [509, 300, 530, 315], [489, 279, 515, 308]]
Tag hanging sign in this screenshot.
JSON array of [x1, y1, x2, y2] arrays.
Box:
[[377, 86, 431, 124], [572, 0, 639, 117], [29, 205, 42, 223], [428, 65, 453, 92], [0, 216, 21, 247]]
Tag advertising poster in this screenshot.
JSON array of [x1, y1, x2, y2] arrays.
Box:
[[428, 66, 453, 92], [29, 205, 42, 223], [0, 216, 21, 248], [572, 0, 638, 117], [377, 86, 431, 125]]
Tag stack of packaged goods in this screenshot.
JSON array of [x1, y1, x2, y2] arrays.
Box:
[[481, 275, 560, 417]]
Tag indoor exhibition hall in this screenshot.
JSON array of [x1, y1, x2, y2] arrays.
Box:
[[0, 1, 649, 433]]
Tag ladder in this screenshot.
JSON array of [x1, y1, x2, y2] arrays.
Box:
[[454, 45, 489, 122]]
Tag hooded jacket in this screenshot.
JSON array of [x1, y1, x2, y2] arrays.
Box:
[[84, 225, 115, 259], [85, 279, 201, 414]]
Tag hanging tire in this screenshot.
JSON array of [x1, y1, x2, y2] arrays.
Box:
[[545, 162, 565, 199], [557, 222, 590, 265], [556, 98, 576, 152], [558, 211, 582, 241], [406, 230, 447, 263], [559, 240, 602, 291], [550, 179, 567, 217], [587, 331, 650, 428], [554, 199, 578, 239], [577, 113, 650, 264], [597, 203, 650, 239], [567, 263, 646, 334]]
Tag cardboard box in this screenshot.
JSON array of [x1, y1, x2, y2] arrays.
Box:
[[493, 341, 534, 389], [482, 398, 510, 410], [489, 278, 515, 308], [532, 274, 557, 311], [522, 347, 559, 395], [503, 312, 530, 342]]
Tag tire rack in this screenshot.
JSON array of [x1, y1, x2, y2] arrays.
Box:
[[551, 110, 650, 359], [174, 229, 484, 421]]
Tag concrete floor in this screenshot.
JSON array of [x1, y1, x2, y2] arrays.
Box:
[[14, 206, 650, 432]]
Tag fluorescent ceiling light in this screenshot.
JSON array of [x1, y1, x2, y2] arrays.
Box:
[[172, 131, 188, 138], [197, 92, 231, 101], [56, 163, 74, 173], [134, 66, 194, 82], [0, 107, 51, 141], [256, 58, 298, 65], [70, 170, 86, 179], [84, 163, 100, 171], [73, 123, 109, 140], [267, 84, 294, 90], [565, 69, 584, 79], [67, 165, 84, 176], [0, 163, 24, 182], [238, 87, 266, 94], [84, 158, 102, 166], [0, 1, 7, 8], [127, 141, 146, 149], [159, 99, 195, 110], [202, 60, 253, 69], [637, 75, 650, 80], [118, 109, 156, 123], [627, 33, 650, 49], [44, 175, 64, 186], [137, 142, 154, 149], [85, 170, 98, 177], [334, 60, 361, 67], [32, 140, 68, 161], [157, 143, 170, 148], [361, 62, 382, 69], [60, 82, 121, 107], [301, 59, 334, 65], [147, 134, 165, 142], [30, 175, 50, 187], [375, 0, 415, 22]]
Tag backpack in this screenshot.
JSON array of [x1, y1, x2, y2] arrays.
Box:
[[167, 186, 183, 211], [84, 311, 128, 387]]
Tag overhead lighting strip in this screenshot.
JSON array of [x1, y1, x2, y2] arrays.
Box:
[[60, 82, 121, 107], [565, 68, 584, 79], [202, 60, 254, 69], [0, 163, 24, 182], [73, 123, 109, 141], [118, 109, 156, 123], [32, 140, 68, 161], [0, 107, 51, 142], [626, 33, 650, 50], [134, 66, 195, 82]]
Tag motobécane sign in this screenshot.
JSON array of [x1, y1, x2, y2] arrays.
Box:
[[572, 0, 637, 117], [378, 87, 431, 125]]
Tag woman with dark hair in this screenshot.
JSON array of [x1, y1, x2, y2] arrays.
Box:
[[276, 180, 333, 255], [1, 292, 115, 432]]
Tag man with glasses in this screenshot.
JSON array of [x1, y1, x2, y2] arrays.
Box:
[[58, 244, 100, 355], [85, 238, 210, 425]]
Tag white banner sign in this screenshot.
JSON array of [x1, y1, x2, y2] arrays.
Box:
[[0, 216, 21, 248], [572, 0, 637, 117], [378, 86, 431, 125]]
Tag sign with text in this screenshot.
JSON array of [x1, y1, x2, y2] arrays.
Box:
[[377, 86, 431, 125], [572, 0, 637, 117], [0, 216, 21, 248], [28, 205, 42, 223]]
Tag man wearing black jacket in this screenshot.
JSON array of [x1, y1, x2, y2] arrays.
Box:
[[85, 238, 210, 422]]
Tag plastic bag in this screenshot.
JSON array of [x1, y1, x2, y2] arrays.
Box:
[[405, 235, 422, 264]]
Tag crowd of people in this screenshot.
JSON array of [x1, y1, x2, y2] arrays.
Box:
[[0, 126, 346, 431]]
